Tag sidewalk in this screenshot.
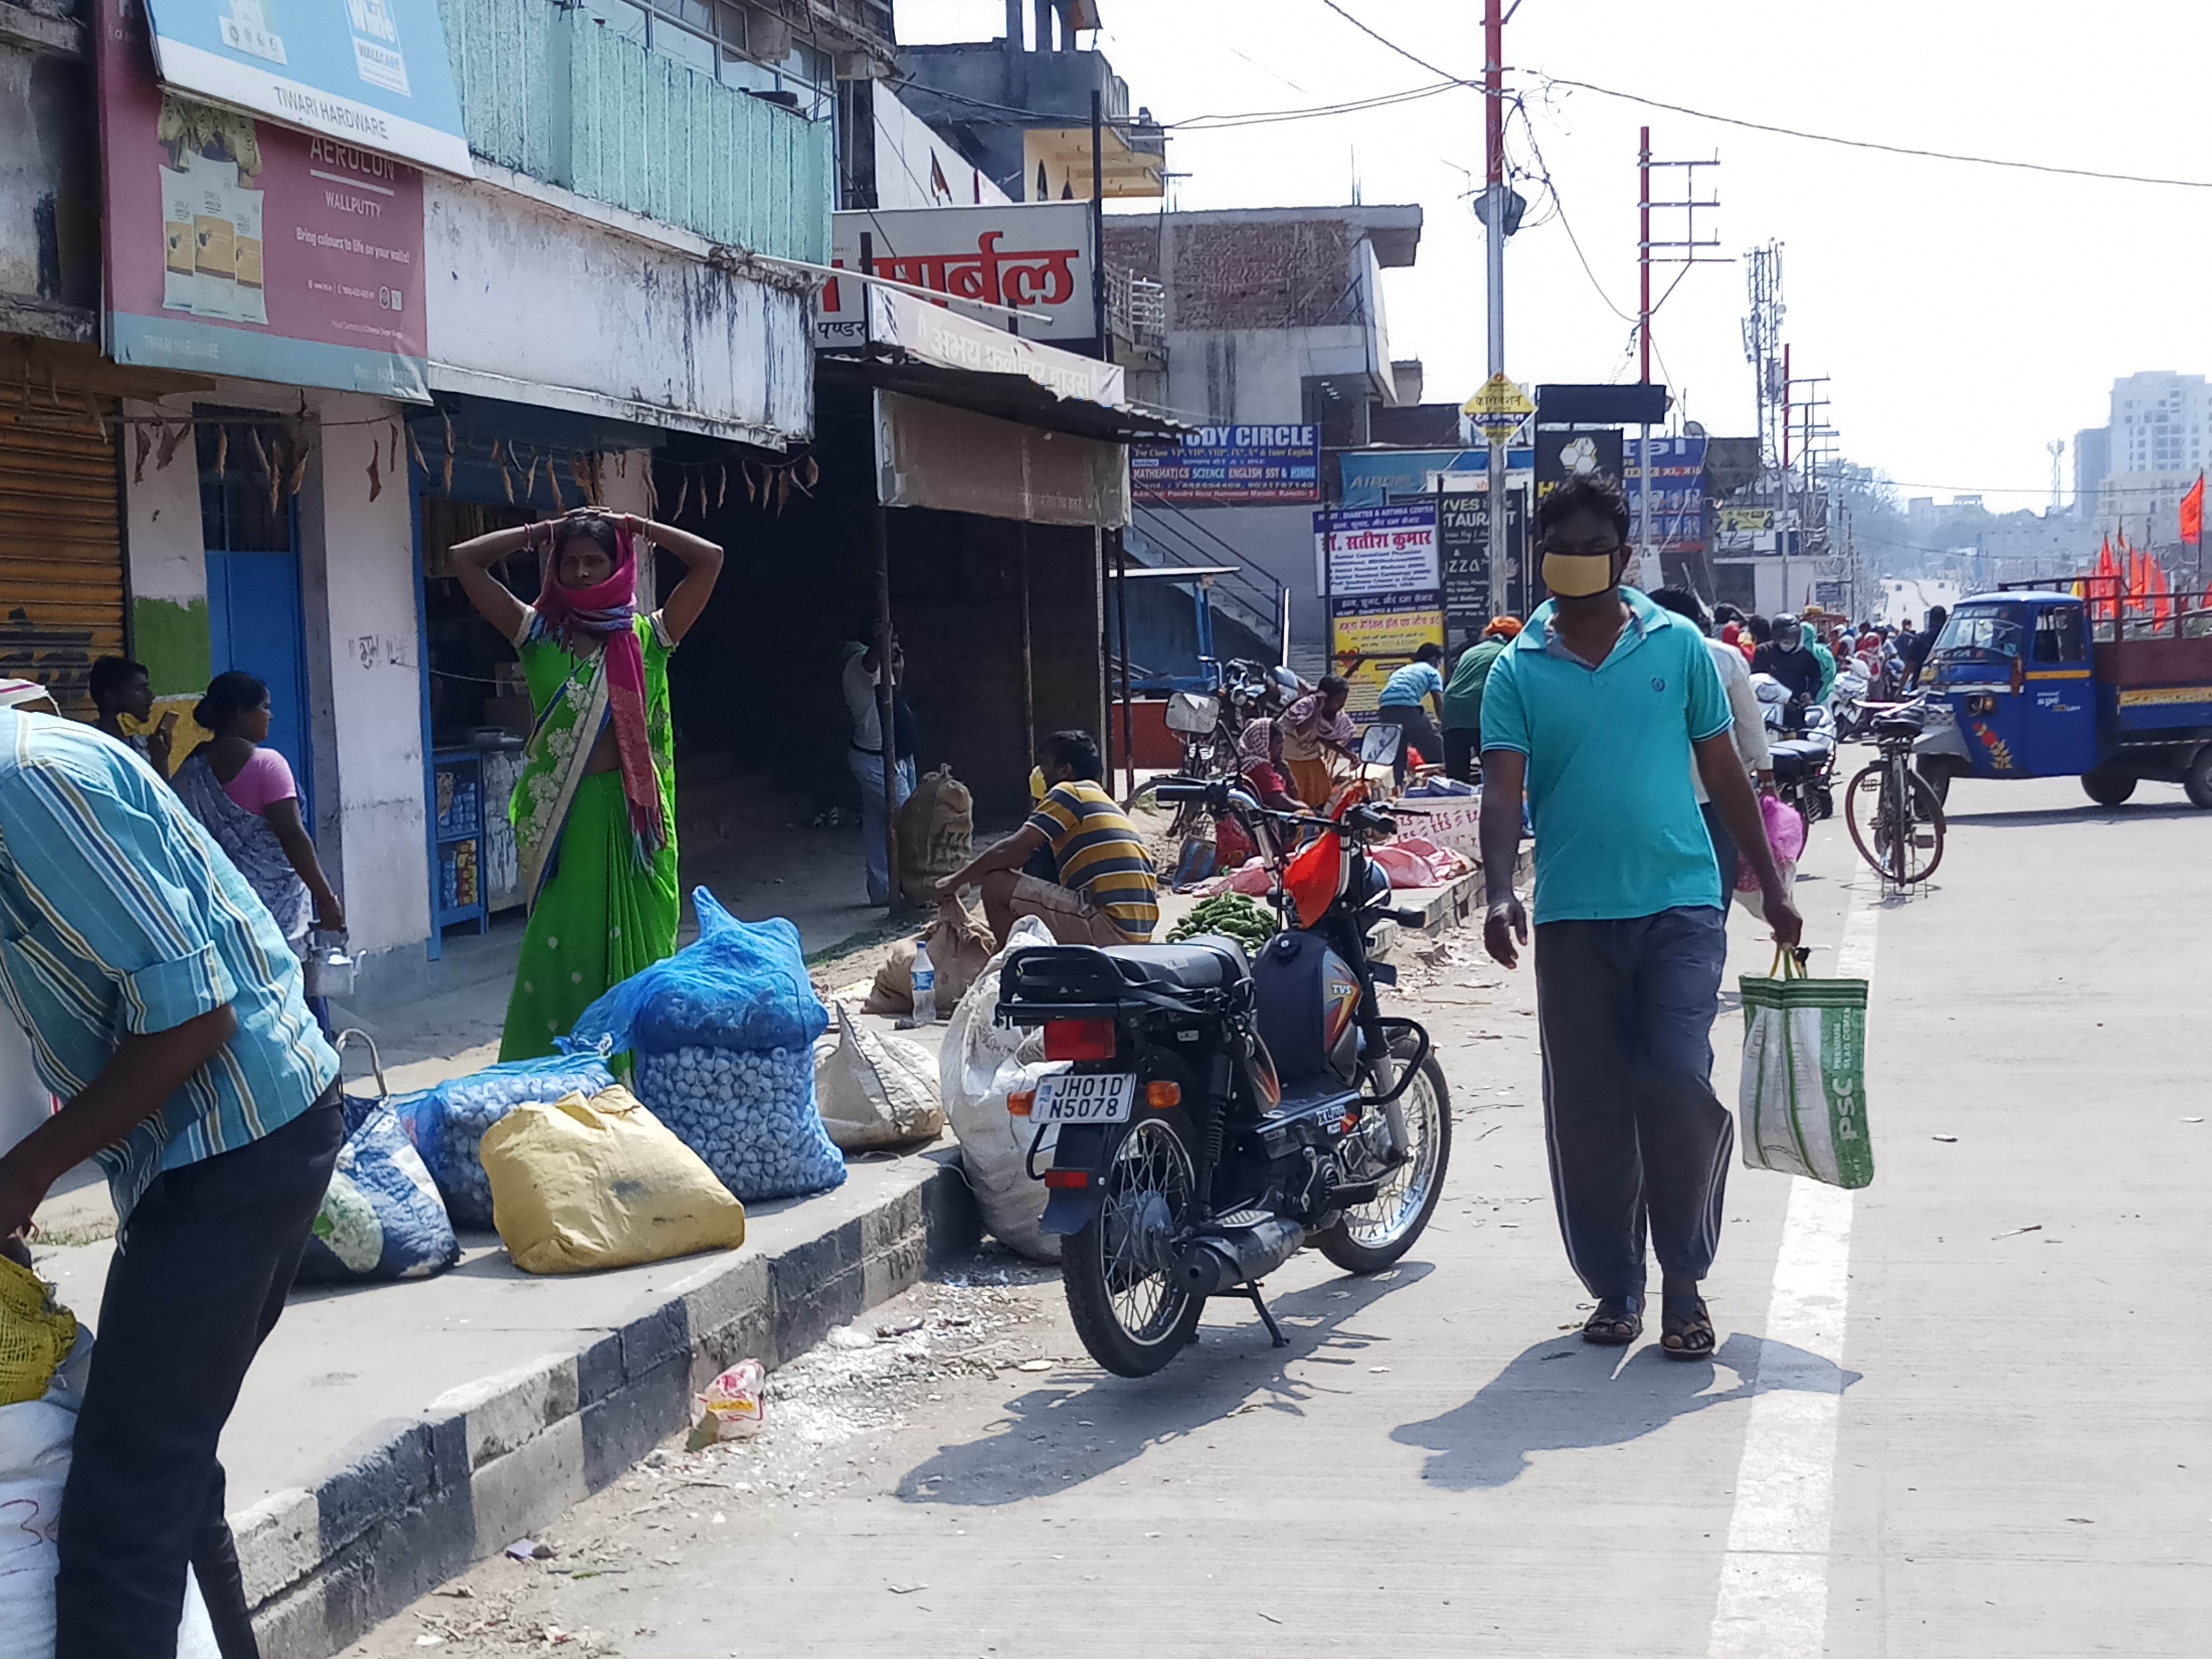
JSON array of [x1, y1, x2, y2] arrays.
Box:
[[24, 846, 1488, 1655], [31, 1063, 978, 1656]]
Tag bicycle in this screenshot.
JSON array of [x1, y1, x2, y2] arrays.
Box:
[[1843, 699, 1946, 884]]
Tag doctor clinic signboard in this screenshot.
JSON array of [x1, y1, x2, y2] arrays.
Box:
[[96, 0, 429, 400]]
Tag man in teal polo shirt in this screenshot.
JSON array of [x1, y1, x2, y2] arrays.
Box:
[[1479, 475, 1800, 1363]]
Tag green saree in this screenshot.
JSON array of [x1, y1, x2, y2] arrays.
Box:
[[498, 611, 681, 1060]]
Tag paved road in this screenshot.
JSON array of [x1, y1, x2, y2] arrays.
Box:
[[354, 773, 2211, 1658]]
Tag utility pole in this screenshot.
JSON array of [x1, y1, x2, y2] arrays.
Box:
[[1740, 241, 1785, 608], [1482, 0, 1507, 620], [1787, 370, 1835, 613], [1634, 130, 1721, 591]]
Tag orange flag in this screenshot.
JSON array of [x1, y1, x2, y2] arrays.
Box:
[[2094, 534, 2121, 620], [2183, 474, 2206, 545], [2150, 557, 2173, 629]]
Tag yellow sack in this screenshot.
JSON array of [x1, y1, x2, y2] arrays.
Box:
[[481, 1086, 746, 1275], [0, 1258, 76, 1405]]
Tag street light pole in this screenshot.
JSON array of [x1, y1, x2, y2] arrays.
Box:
[[1483, 0, 1508, 618], [1636, 125, 1652, 589]]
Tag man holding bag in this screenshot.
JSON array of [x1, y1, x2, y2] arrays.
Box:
[[1478, 476, 1800, 1363]]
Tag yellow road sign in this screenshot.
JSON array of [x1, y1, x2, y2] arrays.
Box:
[[1462, 373, 1535, 419]]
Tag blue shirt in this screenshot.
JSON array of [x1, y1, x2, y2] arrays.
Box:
[[0, 713, 337, 1220], [1378, 660, 1444, 708], [1479, 589, 1733, 922]]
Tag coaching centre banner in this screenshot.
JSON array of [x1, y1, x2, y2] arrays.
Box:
[[1314, 503, 1439, 597]]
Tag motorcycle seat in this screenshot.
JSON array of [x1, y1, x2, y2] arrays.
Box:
[[1767, 739, 1832, 783], [1103, 935, 1251, 991]]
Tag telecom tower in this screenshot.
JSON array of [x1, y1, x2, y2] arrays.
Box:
[[1740, 243, 1787, 496]]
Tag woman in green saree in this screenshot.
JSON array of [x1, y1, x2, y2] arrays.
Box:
[[451, 507, 723, 1059]]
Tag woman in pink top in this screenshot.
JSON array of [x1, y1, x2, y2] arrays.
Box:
[[171, 672, 345, 954]]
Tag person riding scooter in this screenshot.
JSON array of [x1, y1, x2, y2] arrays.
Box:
[[1751, 616, 1824, 729]]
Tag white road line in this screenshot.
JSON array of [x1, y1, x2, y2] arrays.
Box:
[[1707, 879, 1877, 1658]]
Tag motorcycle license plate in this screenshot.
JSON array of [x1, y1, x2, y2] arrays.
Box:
[[1033, 1073, 1137, 1124]]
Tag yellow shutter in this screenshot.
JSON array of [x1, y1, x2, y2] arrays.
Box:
[[0, 410, 126, 719]]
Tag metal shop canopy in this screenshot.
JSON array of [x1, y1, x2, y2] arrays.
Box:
[[825, 285, 1192, 527], [824, 286, 1191, 447]]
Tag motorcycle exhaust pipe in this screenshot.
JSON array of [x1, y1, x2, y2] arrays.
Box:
[[1172, 1216, 1306, 1297]]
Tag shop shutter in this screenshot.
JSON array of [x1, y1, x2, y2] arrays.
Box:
[[0, 412, 125, 719]]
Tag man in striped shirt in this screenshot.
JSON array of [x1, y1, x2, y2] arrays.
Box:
[[0, 706, 341, 1657], [938, 730, 1159, 948]]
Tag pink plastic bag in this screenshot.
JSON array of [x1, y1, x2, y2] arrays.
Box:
[[1736, 794, 1808, 893], [1371, 843, 1444, 889]]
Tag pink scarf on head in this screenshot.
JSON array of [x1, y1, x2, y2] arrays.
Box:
[[536, 521, 666, 855]]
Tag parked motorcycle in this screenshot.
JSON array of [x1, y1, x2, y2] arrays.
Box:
[[995, 781, 1453, 1377], [1750, 673, 1839, 823], [1830, 663, 1873, 739]]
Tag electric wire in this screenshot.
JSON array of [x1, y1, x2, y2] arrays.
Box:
[[1534, 73, 2212, 192], [1507, 98, 1636, 324], [884, 72, 1461, 134], [1318, 0, 1466, 84], [1312, 2, 2212, 191]]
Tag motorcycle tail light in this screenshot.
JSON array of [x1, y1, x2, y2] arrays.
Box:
[[1043, 1169, 1089, 1188], [1284, 831, 1346, 929], [1043, 1017, 1116, 1061], [1007, 1089, 1035, 1117]]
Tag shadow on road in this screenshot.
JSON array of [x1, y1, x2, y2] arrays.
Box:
[[1942, 802, 2199, 828], [1391, 1331, 1860, 1489], [893, 1260, 1433, 1507]]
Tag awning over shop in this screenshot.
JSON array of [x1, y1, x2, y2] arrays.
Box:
[[823, 286, 1192, 447], [873, 389, 1129, 526]]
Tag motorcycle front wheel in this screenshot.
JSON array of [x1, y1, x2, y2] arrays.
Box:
[[1315, 1055, 1453, 1274], [1062, 1110, 1206, 1377]]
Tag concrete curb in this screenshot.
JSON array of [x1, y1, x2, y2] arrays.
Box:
[[238, 1149, 979, 1657]]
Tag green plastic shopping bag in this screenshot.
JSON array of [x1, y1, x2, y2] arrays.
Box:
[[1737, 947, 1874, 1189]]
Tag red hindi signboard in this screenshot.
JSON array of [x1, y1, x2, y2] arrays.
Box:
[[814, 202, 1095, 349], [95, 0, 430, 398]]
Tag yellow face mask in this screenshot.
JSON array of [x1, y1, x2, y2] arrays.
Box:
[[1541, 551, 1618, 599], [1029, 766, 1048, 804]]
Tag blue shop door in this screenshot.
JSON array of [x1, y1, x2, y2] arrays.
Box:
[[205, 549, 313, 826]]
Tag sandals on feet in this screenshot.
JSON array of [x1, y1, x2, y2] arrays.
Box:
[[1582, 1294, 1644, 1347], [1660, 1291, 1716, 1360]]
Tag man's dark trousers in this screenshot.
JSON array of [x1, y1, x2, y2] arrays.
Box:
[[1443, 724, 1481, 782], [1533, 905, 1732, 1301], [56, 1093, 342, 1659]]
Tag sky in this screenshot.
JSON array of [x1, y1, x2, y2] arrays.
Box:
[[898, 0, 2212, 511]]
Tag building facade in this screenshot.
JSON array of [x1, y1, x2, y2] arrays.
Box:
[[2, 0, 884, 999], [2084, 370, 2210, 543], [1100, 204, 1425, 669]]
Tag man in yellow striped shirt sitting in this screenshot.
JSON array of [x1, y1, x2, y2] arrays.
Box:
[[937, 730, 1159, 948]]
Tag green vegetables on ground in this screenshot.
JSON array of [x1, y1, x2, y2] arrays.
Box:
[[1167, 892, 1280, 950]]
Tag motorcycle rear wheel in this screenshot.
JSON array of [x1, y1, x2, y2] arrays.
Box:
[[1315, 1055, 1453, 1274], [1062, 1110, 1206, 1377]]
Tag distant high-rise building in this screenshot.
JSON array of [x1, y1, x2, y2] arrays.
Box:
[[2102, 371, 2210, 540], [2073, 424, 2110, 514]]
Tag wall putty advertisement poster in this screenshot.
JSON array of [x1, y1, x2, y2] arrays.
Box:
[[138, 0, 468, 173], [97, 0, 429, 399]]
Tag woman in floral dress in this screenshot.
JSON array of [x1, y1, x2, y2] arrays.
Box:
[[450, 508, 723, 1059]]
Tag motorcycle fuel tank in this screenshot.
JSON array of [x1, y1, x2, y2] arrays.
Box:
[[1252, 930, 1362, 1084]]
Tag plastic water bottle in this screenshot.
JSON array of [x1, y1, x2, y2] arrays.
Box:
[[910, 938, 937, 1024]]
